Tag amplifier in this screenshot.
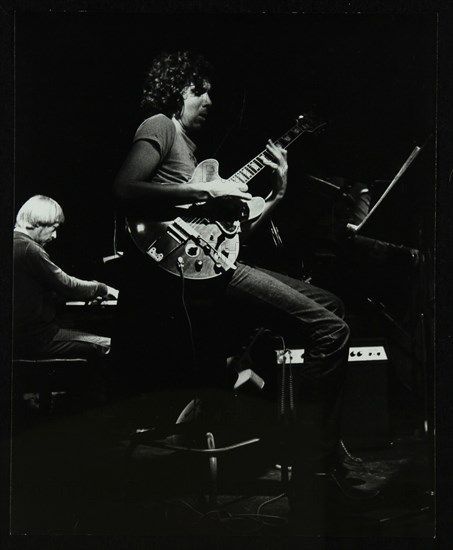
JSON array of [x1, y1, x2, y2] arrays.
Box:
[[275, 345, 387, 365], [275, 341, 391, 450]]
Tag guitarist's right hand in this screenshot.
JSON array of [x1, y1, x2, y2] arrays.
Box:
[[193, 178, 252, 201]]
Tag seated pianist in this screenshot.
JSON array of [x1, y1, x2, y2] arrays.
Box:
[[13, 195, 118, 360]]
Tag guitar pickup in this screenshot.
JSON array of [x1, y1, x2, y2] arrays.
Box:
[[175, 218, 237, 271], [146, 218, 193, 262]]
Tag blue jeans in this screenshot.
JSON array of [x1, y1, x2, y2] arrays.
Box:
[[226, 262, 350, 472], [116, 245, 350, 469], [228, 263, 350, 375]]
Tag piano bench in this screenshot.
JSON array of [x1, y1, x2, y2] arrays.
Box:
[[13, 358, 90, 414]]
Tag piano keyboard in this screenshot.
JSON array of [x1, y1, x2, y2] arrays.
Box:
[[276, 345, 387, 365], [65, 300, 118, 306]]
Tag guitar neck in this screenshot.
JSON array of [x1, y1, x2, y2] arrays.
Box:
[[227, 121, 307, 186]]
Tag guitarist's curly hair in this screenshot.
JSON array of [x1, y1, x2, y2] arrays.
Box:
[[141, 51, 213, 118]]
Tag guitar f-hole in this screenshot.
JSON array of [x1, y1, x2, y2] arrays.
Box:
[[185, 242, 201, 258]]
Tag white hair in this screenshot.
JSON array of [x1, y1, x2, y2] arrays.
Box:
[[15, 195, 65, 229]]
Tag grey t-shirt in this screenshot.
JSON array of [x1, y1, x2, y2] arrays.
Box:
[[133, 114, 197, 185]]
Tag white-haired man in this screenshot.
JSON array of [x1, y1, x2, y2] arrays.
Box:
[[13, 195, 118, 360]]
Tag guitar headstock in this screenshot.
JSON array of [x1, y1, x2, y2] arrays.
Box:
[[296, 112, 327, 134]]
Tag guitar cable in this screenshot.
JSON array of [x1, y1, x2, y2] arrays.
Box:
[[165, 493, 288, 532], [113, 211, 118, 257], [176, 257, 197, 368]]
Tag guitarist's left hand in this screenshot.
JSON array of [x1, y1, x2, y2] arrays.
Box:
[[262, 140, 288, 200], [241, 140, 288, 240]]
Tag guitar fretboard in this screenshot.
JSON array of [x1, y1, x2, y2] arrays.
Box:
[[228, 119, 313, 185]]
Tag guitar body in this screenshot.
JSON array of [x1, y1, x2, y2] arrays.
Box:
[[126, 159, 249, 280], [126, 215, 241, 280]]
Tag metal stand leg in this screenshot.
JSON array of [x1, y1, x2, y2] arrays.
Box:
[[206, 432, 218, 509]]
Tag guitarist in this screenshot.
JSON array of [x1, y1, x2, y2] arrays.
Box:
[[113, 51, 377, 515]]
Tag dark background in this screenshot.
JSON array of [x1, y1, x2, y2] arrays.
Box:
[[15, 12, 436, 278], [5, 6, 453, 548]]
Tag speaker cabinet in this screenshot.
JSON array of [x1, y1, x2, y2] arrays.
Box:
[[341, 349, 391, 450], [275, 341, 391, 450]]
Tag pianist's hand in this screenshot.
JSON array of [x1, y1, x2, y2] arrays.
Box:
[[88, 285, 119, 305], [105, 285, 119, 300]]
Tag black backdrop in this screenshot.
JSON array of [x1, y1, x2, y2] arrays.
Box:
[[5, 7, 453, 547], [15, 12, 436, 280]]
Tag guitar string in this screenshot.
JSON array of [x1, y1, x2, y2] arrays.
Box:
[[229, 123, 310, 184]]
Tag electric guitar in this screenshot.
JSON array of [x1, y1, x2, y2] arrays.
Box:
[[126, 114, 326, 280]]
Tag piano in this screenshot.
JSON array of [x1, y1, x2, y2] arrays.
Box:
[[65, 300, 117, 307], [61, 299, 118, 336]]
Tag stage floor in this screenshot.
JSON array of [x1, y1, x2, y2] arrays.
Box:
[[10, 392, 435, 539]]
